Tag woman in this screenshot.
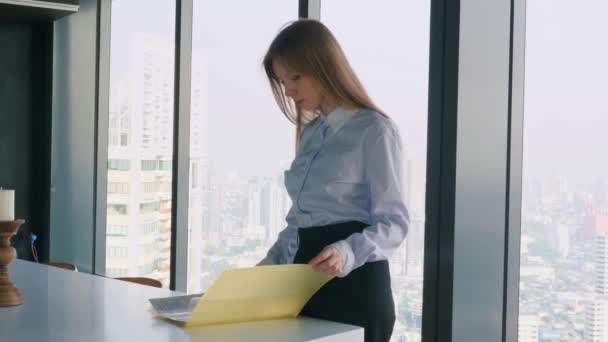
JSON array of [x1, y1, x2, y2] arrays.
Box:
[[258, 19, 409, 342]]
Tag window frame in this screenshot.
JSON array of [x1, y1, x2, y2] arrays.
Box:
[[421, 0, 525, 341]]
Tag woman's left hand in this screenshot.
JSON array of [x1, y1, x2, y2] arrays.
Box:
[[308, 245, 344, 276]]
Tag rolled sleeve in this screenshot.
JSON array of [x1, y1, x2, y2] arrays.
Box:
[[334, 123, 410, 276], [263, 206, 300, 264], [330, 240, 355, 277]]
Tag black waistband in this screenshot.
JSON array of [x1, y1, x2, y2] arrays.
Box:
[[294, 221, 368, 264]]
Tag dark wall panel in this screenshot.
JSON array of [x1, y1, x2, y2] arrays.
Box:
[[50, 0, 97, 272], [0, 23, 33, 249], [0, 22, 52, 262]]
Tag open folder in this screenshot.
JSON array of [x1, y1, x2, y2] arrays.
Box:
[[149, 264, 333, 327]]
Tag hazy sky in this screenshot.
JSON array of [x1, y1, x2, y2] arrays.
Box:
[[110, 0, 607, 182], [190, 0, 296, 177], [523, 0, 608, 181]]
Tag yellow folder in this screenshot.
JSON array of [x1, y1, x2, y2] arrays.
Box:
[[156, 264, 332, 327]]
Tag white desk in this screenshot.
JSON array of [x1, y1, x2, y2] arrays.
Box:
[[1, 260, 363, 342]]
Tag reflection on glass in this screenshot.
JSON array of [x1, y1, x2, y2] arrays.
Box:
[[519, 1, 608, 341], [322, 1, 430, 340], [105, 0, 176, 288]]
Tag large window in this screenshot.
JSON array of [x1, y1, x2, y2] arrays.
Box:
[[186, 1, 297, 293], [519, 1, 608, 340], [322, 1, 430, 340], [104, 0, 176, 287]]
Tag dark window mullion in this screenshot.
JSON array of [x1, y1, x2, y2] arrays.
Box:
[[170, 0, 193, 292]]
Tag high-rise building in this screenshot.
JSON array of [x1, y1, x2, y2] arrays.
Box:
[[186, 155, 206, 292], [247, 176, 288, 243], [406, 218, 424, 277], [403, 159, 425, 278], [247, 178, 262, 229], [260, 179, 285, 242], [106, 34, 176, 287], [518, 314, 540, 342], [203, 165, 222, 240], [585, 229, 608, 341], [266, 179, 287, 241], [585, 298, 608, 342], [594, 230, 608, 296], [548, 223, 570, 258], [405, 159, 426, 219], [187, 58, 209, 292]]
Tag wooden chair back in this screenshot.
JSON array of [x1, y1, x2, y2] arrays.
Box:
[[115, 277, 162, 288], [44, 262, 78, 271]]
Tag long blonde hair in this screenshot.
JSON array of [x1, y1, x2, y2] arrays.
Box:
[[263, 19, 384, 150]]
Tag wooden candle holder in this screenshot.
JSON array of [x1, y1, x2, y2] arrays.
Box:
[[0, 219, 25, 306]]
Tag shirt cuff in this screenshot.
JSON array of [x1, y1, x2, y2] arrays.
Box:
[[331, 240, 355, 278]]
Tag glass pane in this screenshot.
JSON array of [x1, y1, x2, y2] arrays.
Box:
[[105, 0, 176, 287], [322, 1, 430, 341], [519, 1, 608, 341], [187, 1, 296, 293]]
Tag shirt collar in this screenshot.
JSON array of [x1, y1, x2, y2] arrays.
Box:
[[320, 107, 360, 132]]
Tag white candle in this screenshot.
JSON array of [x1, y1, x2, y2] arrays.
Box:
[[0, 189, 15, 221]]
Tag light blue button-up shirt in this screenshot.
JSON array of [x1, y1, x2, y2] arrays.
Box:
[[263, 106, 409, 277]]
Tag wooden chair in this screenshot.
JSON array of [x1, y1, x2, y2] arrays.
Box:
[[115, 277, 162, 288], [44, 262, 78, 271]]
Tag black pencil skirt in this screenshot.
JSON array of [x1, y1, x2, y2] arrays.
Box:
[[294, 221, 396, 342]]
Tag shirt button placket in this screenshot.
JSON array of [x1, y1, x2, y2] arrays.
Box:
[[295, 122, 330, 214]]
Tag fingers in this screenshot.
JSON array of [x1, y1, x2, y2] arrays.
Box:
[[315, 258, 341, 276], [308, 247, 333, 268], [308, 247, 343, 276]]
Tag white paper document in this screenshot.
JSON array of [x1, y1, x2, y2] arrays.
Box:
[[149, 294, 202, 322]]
